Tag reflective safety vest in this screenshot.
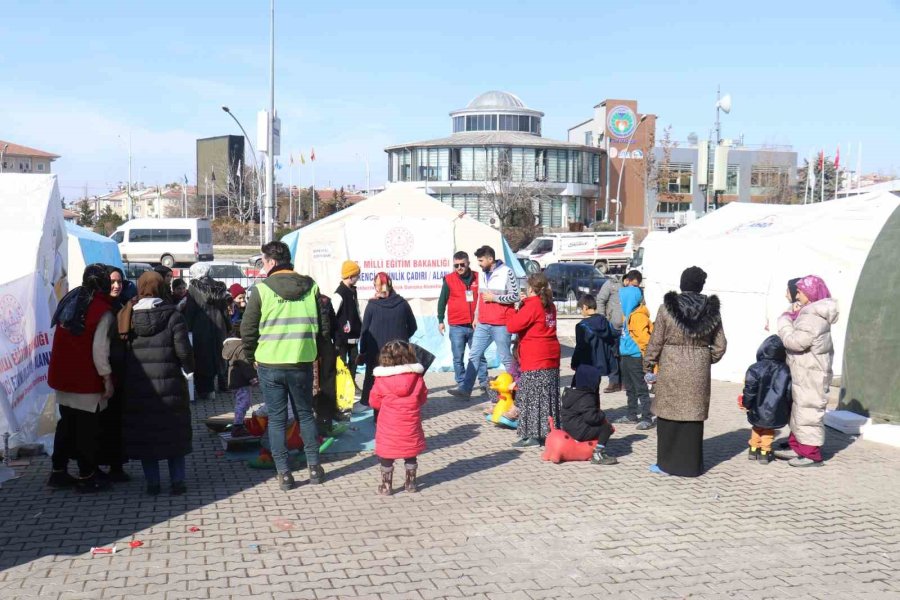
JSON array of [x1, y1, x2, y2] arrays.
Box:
[[254, 281, 319, 364]]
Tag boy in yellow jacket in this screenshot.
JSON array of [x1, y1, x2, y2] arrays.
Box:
[[617, 286, 655, 429]]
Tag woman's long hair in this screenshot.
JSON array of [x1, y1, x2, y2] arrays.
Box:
[[527, 273, 553, 311]]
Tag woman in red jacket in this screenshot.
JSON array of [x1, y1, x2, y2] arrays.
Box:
[[369, 340, 428, 495], [507, 273, 561, 447]]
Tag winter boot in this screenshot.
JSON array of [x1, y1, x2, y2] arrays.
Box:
[[377, 465, 394, 496], [308, 464, 326, 485], [748, 447, 759, 461], [404, 464, 418, 493], [591, 446, 618, 465], [757, 450, 774, 465]]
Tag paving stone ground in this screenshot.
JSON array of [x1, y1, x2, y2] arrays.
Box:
[[2, 334, 899, 600]]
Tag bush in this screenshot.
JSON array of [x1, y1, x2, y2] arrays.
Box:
[[503, 226, 538, 252], [211, 218, 260, 245]]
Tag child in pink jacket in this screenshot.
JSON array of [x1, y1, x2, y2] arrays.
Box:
[[369, 340, 428, 495]]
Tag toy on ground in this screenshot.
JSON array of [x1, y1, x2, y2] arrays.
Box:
[[485, 373, 518, 429], [247, 421, 349, 470], [541, 417, 612, 464]]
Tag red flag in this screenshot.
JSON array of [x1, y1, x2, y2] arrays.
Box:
[[818, 150, 824, 170], [834, 146, 840, 170], [310, 148, 316, 162]]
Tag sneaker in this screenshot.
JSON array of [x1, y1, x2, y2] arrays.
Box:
[[788, 457, 823, 468], [170, 481, 187, 496], [309, 464, 326, 485], [447, 387, 471, 399], [758, 450, 774, 465], [146, 483, 161, 496], [603, 383, 623, 393], [613, 415, 639, 425], [774, 448, 799, 460], [511, 437, 540, 448], [591, 449, 618, 465], [47, 470, 77, 489], [748, 447, 759, 461], [278, 472, 295, 491], [636, 420, 655, 431], [107, 467, 131, 483]]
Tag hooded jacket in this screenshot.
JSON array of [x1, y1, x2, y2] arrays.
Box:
[[619, 287, 651, 358], [560, 366, 609, 442], [241, 269, 331, 367], [742, 335, 792, 429], [122, 300, 195, 460], [369, 363, 427, 458], [359, 292, 417, 363], [184, 275, 230, 388], [570, 314, 618, 375], [644, 291, 727, 421], [777, 297, 839, 446]]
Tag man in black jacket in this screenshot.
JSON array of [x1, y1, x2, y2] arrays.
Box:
[[333, 260, 362, 371]]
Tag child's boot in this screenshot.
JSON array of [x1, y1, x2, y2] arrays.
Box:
[[377, 465, 394, 496], [758, 449, 774, 465], [404, 464, 418, 493], [748, 447, 759, 461], [591, 445, 618, 465]]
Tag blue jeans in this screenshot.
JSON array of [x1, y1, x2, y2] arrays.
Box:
[[460, 324, 513, 393], [449, 325, 488, 388], [257, 364, 320, 474], [142, 456, 186, 485]]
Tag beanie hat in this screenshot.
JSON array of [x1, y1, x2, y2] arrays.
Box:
[[680, 266, 707, 293], [228, 283, 246, 298], [341, 260, 361, 279]]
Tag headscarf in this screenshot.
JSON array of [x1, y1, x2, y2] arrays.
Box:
[[189, 262, 211, 280], [373, 272, 393, 299], [784, 275, 831, 321], [118, 271, 167, 338], [680, 266, 707, 293], [51, 264, 111, 336]]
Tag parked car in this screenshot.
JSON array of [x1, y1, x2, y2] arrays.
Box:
[[122, 262, 153, 281], [189, 260, 262, 291], [517, 256, 541, 275], [248, 254, 264, 270], [543, 262, 607, 303]]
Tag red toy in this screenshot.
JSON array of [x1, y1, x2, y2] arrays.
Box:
[[541, 417, 612, 464]]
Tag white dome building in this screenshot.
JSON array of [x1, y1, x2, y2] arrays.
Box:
[[384, 91, 601, 228]]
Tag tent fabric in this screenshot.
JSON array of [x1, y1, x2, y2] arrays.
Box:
[[281, 183, 524, 373], [840, 204, 900, 420], [66, 221, 124, 277], [639, 191, 900, 382]]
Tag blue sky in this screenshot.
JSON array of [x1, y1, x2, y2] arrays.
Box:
[[2, 0, 899, 199]]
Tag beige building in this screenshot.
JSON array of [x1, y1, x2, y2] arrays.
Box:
[[96, 185, 192, 219], [0, 140, 59, 174]]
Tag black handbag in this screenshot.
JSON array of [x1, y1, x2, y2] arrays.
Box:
[[411, 343, 436, 372]]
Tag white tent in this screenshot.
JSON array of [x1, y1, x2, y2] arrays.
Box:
[[66, 222, 123, 276], [0, 175, 67, 456], [282, 183, 525, 371], [640, 191, 900, 382]]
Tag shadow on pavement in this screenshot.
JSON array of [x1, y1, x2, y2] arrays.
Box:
[[607, 433, 648, 458], [416, 449, 521, 490]]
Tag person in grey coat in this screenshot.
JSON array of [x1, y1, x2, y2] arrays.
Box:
[[595, 269, 643, 392]]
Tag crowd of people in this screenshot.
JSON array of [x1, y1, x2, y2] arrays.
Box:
[[45, 238, 839, 496]]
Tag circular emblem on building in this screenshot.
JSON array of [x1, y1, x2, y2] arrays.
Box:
[[607, 105, 637, 139], [0, 294, 26, 345], [384, 226, 415, 258]]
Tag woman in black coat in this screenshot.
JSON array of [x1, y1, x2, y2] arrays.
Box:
[[359, 272, 417, 405], [120, 271, 195, 496], [184, 262, 230, 400]]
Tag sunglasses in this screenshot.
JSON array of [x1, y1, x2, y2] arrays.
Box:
[[453, 263, 467, 268]]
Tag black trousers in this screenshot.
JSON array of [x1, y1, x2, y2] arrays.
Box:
[[620, 355, 653, 421], [97, 389, 126, 468], [52, 404, 101, 477], [576, 420, 614, 446]]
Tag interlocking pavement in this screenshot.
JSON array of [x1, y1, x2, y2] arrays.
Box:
[[2, 336, 899, 600]]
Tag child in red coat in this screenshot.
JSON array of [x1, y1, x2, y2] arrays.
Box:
[[369, 340, 428, 495]]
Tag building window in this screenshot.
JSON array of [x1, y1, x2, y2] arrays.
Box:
[[584, 132, 593, 146], [751, 166, 790, 198], [726, 165, 739, 195], [658, 162, 693, 194], [37, 163, 45, 172], [656, 201, 692, 214]]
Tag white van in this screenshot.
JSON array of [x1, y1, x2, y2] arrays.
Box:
[[111, 218, 214, 267], [517, 231, 634, 274]]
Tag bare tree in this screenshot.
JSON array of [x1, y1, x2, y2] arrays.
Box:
[[752, 148, 794, 204], [642, 125, 680, 228], [483, 152, 553, 236]]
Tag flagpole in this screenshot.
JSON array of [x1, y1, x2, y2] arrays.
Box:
[[297, 158, 302, 224], [312, 153, 317, 220], [803, 153, 810, 205], [289, 156, 293, 228], [833, 146, 840, 201], [820, 152, 825, 203], [857, 141, 862, 194]]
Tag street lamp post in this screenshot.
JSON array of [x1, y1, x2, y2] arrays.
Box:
[[222, 106, 264, 241], [264, 0, 276, 243], [613, 115, 648, 232], [0, 144, 8, 173]]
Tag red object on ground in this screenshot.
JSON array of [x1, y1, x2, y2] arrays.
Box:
[[188, 527, 200, 532], [129, 540, 144, 548], [541, 417, 598, 463], [215, 450, 225, 457]]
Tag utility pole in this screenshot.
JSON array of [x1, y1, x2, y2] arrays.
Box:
[[264, 0, 276, 243]]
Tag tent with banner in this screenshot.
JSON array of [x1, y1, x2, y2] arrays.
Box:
[[281, 183, 525, 372], [0, 175, 68, 459], [639, 191, 900, 383], [67, 221, 124, 275]]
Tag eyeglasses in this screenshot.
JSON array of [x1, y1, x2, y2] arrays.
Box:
[[453, 263, 467, 269]]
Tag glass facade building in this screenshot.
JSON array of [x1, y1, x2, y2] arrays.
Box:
[[385, 91, 601, 228]]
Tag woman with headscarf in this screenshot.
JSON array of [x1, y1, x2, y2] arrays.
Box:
[[775, 275, 838, 467], [120, 272, 195, 495], [643, 266, 727, 477], [184, 262, 230, 400], [47, 264, 116, 492], [359, 273, 417, 406]]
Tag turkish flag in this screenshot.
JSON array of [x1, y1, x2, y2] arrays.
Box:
[[834, 146, 840, 170]]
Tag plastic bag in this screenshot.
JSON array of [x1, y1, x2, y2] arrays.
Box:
[[335, 356, 356, 412]]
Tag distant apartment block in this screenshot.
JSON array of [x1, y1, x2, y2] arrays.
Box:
[[0, 140, 59, 174]]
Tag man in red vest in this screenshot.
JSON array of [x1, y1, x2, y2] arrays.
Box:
[[438, 251, 488, 391]]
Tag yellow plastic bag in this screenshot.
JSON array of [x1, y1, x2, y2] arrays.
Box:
[[335, 356, 356, 412]]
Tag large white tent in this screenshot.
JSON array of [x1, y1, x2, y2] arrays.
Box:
[[0, 175, 67, 455], [282, 183, 524, 371], [640, 191, 900, 382]]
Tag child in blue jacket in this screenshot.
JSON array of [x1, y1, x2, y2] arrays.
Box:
[[741, 335, 793, 464]]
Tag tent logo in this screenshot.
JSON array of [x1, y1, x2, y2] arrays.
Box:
[[607, 105, 637, 139], [0, 295, 26, 345], [384, 226, 415, 258], [726, 215, 777, 235]]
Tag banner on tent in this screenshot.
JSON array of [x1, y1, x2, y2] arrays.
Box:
[[0, 274, 53, 432], [345, 217, 453, 299]]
